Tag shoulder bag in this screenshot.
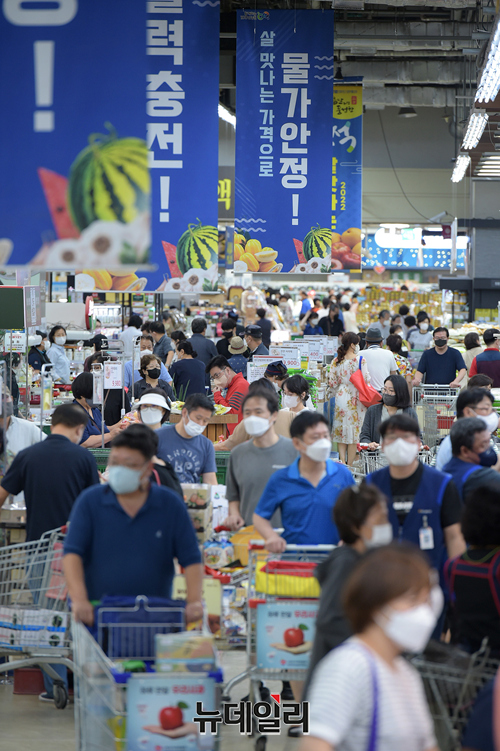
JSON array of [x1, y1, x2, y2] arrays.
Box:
[[350, 356, 382, 408]]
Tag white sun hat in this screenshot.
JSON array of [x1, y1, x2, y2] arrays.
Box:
[[136, 393, 170, 411]]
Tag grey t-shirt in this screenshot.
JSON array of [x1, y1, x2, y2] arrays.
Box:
[[226, 436, 298, 525]]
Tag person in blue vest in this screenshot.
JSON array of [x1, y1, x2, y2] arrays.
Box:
[[443, 417, 500, 501], [366, 414, 465, 573]]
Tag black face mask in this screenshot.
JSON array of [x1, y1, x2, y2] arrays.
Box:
[[382, 394, 397, 407], [147, 367, 161, 379], [223, 331, 233, 338], [434, 339, 447, 348]]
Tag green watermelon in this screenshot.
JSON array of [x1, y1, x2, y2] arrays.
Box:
[[303, 226, 332, 261], [176, 222, 218, 275], [67, 126, 150, 231]]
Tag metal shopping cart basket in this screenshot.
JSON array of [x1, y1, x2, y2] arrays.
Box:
[[409, 642, 500, 751], [413, 385, 460, 449], [73, 596, 223, 751], [358, 447, 433, 477], [0, 525, 72, 708], [223, 542, 333, 701]]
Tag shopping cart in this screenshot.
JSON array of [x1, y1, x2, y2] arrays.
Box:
[[0, 526, 72, 708], [413, 385, 460, 449], [73, 596, 222, 751], [223, 543, 333, 704], [410, 642, 500, 751]]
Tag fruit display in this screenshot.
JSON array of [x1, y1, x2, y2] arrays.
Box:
[[74, 268, 147, 292], [67, 128, 150, 231], [303, 226, 331, 261], [331, 227, 362, 270]]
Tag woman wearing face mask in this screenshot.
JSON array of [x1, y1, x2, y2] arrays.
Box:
[[319, 304, 345, 337], [329, 332, 370, 466], [135, 389, 182, 498], [71, 372, 122, 448], [264, 361, 288, 393], [134, 354, 173, 401], [303, 485, 391, 702], [408, 314, 433, 369], [281, 375, 311, 415], [360, 375, 420, 450], [47, 325, 70, 383], [303, 545, 441, 751], [169, 329, 187, 364]]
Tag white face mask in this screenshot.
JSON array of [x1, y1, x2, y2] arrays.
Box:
[[271, 381, 280, 392], [141, 407, 163, 426], [55, 336, 66, 346], [430, 585, 444, 619], [244, 415, 271, 437], [140, 349, 153, 357], [419, 323, 429, 332], [477, 411, 499, 434], [283, 393, 300, 409], [383, 437, 419, 466], [304, 437, 332, 463], [43, 340, 51, 351], [377, 602, 437, 653], [184, 417, 206, 437], [354, 344, 360, 355], [364, 523, 393, 549]]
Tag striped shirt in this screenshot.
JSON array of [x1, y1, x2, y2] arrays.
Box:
[[308, 637, 436, 751]]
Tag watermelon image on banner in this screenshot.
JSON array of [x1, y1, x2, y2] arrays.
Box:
[[30, 125, 152, 291], [158, 222, 219, 293]]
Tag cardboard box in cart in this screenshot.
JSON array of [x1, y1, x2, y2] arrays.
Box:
[[126, 674, 217, 751]]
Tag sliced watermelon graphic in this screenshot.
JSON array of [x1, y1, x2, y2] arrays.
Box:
[[293, 238, 306, 265], [38, 168, 80, 239], [162, 241, 181, 278]]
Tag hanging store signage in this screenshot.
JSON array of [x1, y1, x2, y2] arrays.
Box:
[[235, 10, 334, 275], [331, 84, 363, 273]]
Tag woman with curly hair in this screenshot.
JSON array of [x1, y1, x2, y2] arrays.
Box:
[[329, 332, 370, 465]]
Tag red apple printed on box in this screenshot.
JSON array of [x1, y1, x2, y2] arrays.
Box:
[[270, 624, 311, 654]]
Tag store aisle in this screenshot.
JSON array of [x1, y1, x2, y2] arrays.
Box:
[[0, 650, 298, 750]]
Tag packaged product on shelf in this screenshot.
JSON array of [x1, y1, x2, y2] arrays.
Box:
[[203, 535, 234, 569], [187, 506, 212, 542]]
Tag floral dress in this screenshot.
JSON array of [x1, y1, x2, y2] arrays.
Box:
[[329, 356, 370, 444]]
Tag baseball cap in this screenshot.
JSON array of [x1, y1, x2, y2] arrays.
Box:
[[365, 326, 383, 343], [244, 324, 263, 339]]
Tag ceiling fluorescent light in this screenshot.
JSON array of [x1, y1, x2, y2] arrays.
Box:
[[218, 104, 236, 127], [451, 154, 470, 183], [462, 110, 488, 149], [476, 17, 500, 103]]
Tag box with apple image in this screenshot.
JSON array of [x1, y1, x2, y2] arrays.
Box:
[[126, 674, 217, 751], [181, 484, 211, 510], [187, 508, 212, 543], [255, 601, 318, 670]]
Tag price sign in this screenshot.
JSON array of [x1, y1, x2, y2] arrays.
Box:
[[4, 331, 26, 352], [308, 342, 324, 362], [104, 362, 122, 389], [92, 371, 103, 405], [326, 337, 338, 356], [269, 347, 301, 369]]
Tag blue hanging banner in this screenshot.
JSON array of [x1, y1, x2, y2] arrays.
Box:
[[235, 9, 334, 275], [0, 0, 220, 294], [147, 0, 220, 293], [0, 0, 149, 291]]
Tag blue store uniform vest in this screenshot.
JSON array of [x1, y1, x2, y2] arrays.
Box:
[[366, 463, 450, 570], [442, 456, 482, 502]]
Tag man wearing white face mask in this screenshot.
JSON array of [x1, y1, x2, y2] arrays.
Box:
[[155, 393, 217, 485], [366, 414, 465, 571], [224, 387, 298, 530], [254, 412, 354, 552], [124, 335, 172, 392], [63, 424, 203, 628], [207, 355, 249, 435]]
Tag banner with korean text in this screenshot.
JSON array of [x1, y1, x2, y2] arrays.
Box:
[[235, 10, 334, 275], [0, 0, 220, 293], [148, 0, 220, 293], [331, 83, 363, 273]]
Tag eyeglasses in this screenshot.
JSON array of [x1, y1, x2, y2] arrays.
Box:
[[474, 405, 493, 414], [381, 388, 395, 395], [211, 371, 225, 379]]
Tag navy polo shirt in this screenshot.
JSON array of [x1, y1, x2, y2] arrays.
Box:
[[255, 458, 354, 544], [1, 434, 100, 541], [73, 400, 110, 443], [64, 483, 202, 601]]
